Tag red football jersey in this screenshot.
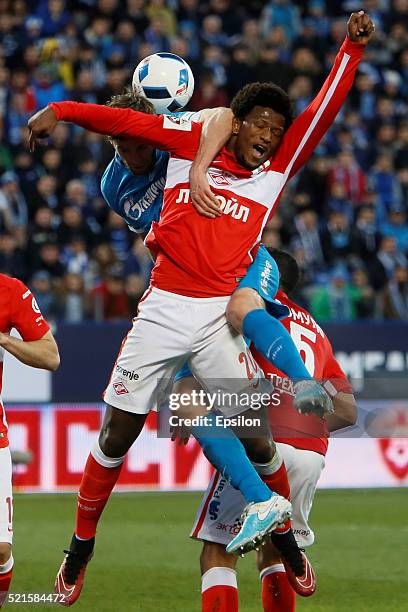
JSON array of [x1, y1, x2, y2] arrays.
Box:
[[52, 38, 364, 298], [251, 290, 352, 456], [0, 274, 50, 448]]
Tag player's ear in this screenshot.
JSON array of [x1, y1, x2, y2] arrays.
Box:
[[232, 117, 241, 135]]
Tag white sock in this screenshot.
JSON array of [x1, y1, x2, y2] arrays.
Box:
[[252, 448, 283, 476], [260, 563, 285, 581], [201, 567, 237, 592], [91, 441, 125, 468], [0, 555, 14, 574]]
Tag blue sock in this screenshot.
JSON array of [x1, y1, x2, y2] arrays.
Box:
[[243, 309, 311, 380], [191, 412, 274, 504]]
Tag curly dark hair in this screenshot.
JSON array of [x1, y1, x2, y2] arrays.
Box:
[[230, 82, 293, 131], [106, 89, 155, 115], [266, 248, 300, 294]]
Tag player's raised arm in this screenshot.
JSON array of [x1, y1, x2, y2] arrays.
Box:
[[275, 11, 374, 180], [189, 107, 233, 218], [28, 102, 201, 159]]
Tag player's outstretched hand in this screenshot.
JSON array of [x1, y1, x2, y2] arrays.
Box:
[[347, 11, 375, 45], [27, 106, 59, 152], [170, 424, 191, 446], [189, 164, 222, 219], [293, 380, 334, 419]]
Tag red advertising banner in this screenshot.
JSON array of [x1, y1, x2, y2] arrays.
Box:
[[6, 405, 408, 492]]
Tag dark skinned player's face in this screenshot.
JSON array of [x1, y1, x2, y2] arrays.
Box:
[[114, 138, 155, 175], [230, 106, 286, 170]]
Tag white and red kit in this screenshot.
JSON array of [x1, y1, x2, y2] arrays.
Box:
[[51, 37, 363, 416], [191, 290, 353, 548], [0, 274, 50, 544]]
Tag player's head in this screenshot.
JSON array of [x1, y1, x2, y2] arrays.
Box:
[[106, 91, 156, 175], [266, 248, 300, 295], [229, 82, 293, 170]]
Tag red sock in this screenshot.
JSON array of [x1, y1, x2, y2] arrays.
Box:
[[75, 453, 123, 540], [201, 568, 238, 612], [0, 567, 13, 608], [261, 566, 296, 612], [261, 462, 291, 532]]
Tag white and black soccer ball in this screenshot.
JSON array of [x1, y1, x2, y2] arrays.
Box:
[[132, 52, 194, 114]]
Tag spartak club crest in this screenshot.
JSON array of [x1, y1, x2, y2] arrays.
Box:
[[378, 409, 408, 481], [379, 438, 408, 481]]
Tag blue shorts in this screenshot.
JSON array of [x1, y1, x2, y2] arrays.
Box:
[[174, 245, 288, 383]]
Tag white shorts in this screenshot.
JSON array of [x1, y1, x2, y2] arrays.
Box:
[[103, 287, 263, 416], [191, 442, 325, 549], [0, 447, 13, 544]]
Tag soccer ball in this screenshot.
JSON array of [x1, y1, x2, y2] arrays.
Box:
[[132, 52, 195, 114]]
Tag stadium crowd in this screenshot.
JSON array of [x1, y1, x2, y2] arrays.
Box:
[[0, 0, 407, 322]]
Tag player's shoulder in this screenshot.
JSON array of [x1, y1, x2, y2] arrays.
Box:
[[0, 274, 30, 309], [0, 273, 27, 294], [277, 290, 327, 339]]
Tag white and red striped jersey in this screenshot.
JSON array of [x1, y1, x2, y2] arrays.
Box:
[[252, 290, 353, 456], [0, 275, 50, 448], [52, 37, 364, 298]]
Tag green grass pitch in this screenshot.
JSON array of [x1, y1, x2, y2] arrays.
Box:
[[8, 488, 408, 611]]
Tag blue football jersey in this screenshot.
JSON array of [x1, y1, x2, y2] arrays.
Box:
[[100, 110, 199, 234]]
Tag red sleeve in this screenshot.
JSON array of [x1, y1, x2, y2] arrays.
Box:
[[272, 37, 364, 180], [10, 279, 50, 341], [322, 338, 353, 395], [50, 102, 201, 161]]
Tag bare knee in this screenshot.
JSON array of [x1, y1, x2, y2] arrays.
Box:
[[226, 288, 264, 334], [0, 543, 12, 565], [99, 407, 146, 457], [240, 436, 276, 464], [200, 541, 237, 575]]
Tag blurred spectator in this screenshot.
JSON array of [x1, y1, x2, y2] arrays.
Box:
[[261, 0, 300, 41], [27, 206, 58, 258], [36, 0, 70, 37], [352, 205, 383, 264], [310, 267, 360, 322], [382, 208, 408, 252], [0, 171, 28, 235], [146, 0, 176, 37], [382, 265, 408, 320], [32, 242, 65, 281], [0, 233, 26, 279], [369, 153, 404, 218], [29, 270, 59, 320], [57, 272, 87, 322], [291, 209, 324, 276], [90, 264, 130, 321], [371, 235, 408, 289], [320, 211, 354, 267], [350, 267, 377, 319], [329, 151, 367, 206], [190, 71, 228, 111]]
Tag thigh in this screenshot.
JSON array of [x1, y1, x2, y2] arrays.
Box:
[[278, 443, 325, 547], [190, 471, 246, 547], [190, 312, 267, 417], [103, 288, 190, 414], [0, 447, 13, 545]]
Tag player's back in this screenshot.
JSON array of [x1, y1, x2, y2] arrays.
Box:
[[253, 290, 350, 455], [101, 150, 169, 235]]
